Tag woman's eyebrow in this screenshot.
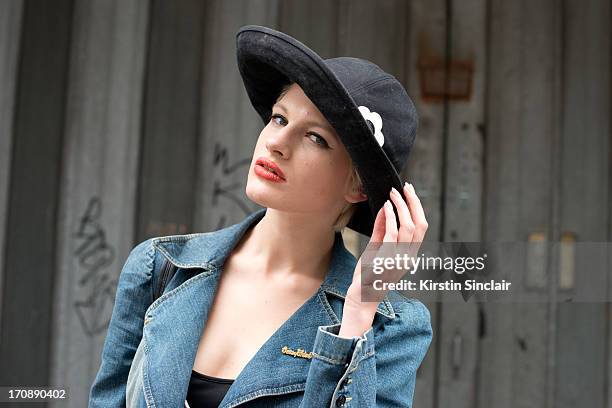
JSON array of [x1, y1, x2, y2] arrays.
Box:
[[273, 102, 337, 139]]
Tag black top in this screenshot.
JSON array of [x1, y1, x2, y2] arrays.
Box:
[[185, 370, 234, 408]]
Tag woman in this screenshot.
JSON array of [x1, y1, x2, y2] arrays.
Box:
[[89, 25, 432, 408]]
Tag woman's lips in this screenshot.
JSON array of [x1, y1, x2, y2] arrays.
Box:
[[254, 164, 286, 182], [254, 158, 286, 182]]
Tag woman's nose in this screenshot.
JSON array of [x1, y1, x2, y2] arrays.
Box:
[[265, 127, 294, 158]]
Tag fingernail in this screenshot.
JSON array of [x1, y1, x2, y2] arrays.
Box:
[[409, 183, 415, 192], [391, 187, 399, 196], [404, 181, 410, 190]]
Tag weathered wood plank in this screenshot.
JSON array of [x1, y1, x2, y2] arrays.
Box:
[[480, 0, 560, 407], [0, 0, 24, 333], [515, 1, 559, 406], [337, 0, 408, 79], [0, 0, 74, 389], [279, 0, 340, 59], [555, 0, 610, 406], [477, 0, 523, 407], [437, 0, 486, 407], [136, 0, 206, 242], [48, 1, 150, 406], [403, 0, 448, 406]]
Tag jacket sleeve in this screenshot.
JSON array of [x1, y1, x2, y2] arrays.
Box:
[[88, 238, 156, 408], [300, 299, 433, 408]]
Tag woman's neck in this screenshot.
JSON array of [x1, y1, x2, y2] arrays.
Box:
[[236, 208, 337, 281]]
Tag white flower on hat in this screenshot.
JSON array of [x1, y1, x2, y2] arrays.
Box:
[[358, 106, 384, 147]]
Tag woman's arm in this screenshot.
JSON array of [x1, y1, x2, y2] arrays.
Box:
[[88, 238, 155, 408], [300, 298, 432, 407], [300, 183, 432, 407]]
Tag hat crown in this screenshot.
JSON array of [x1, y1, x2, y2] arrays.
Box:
[[324, 57, 418, 173], [324, 57, 387, 93]]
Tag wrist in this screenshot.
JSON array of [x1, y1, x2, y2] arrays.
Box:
[[338, 301, 376, 338], [344, 284, 379, 316]]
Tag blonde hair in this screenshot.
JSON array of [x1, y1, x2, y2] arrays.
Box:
[[332, 166, 364, 232]]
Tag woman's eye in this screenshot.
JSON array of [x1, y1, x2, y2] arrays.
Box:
[[271, 113, 287, 126], [307, 133, 329, 148], [270, 113, 329, 149]]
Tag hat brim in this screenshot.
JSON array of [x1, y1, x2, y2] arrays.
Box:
[[236, 25, 404, 237]]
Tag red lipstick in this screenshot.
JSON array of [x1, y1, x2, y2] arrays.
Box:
[[254, 157, 286, 183]]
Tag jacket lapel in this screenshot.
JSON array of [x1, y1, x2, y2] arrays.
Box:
[[142, 269, 221, 407], [218, 289, 338, 407], [141, 208, 395, 407]]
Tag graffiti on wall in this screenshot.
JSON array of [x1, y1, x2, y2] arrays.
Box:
[[72, 197, 116, 336], [211, 142, 257, 229]]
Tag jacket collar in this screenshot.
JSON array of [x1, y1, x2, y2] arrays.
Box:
[[144, 208, 394, 407], [153, 207, 395, 318]]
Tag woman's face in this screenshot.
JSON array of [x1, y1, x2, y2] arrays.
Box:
[[246, 83, 365, 220]]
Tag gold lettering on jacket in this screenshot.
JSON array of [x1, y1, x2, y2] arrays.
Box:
[[281, 346, 313, 359]]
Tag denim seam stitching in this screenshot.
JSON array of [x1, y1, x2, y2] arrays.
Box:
[[151, 232, 209, 243], [145, 240, 156, 311], [141, 333, 156, 408], [221, 383, 306, 408], [153, 241, 217, 270], [311, 352, 348, 365], [317, 290, 340, 324], [358, 349, 375, 364], [320, 286, 395, 319], [347, 75, 395, 97]]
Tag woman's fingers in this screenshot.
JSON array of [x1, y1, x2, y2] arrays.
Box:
[[402, 182, 428, 242], [370, 183, 428, 245], [383, 200, 398, 242], [363, 184, 429, 293], [389, 187, 415, 242], [370, 206, 386, 243]]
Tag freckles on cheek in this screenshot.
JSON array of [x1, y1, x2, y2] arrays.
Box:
[[298, 161, 322, 194], [300, 161, 316, 177], [303, 162, 331, 186], [299, 158, 343, 192]]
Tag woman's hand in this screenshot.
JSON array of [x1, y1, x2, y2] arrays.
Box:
[[339, 182, 428, 338]]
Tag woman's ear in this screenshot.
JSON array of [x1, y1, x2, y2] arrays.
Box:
[[344, 184, 368, 203], [344, 167, 367, 203]]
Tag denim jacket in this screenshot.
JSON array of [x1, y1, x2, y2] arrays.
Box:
[[89, 208, 432, 408]]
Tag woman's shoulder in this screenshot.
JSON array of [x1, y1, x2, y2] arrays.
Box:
[[134, 230, 225, 270], [125, 232, 211, 265], [383, 291, 432, 336], [368, 293, 433, 365], [145, 210, 265, 250], [128, 213, 261, 270]]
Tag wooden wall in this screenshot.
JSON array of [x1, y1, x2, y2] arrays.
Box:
[[0, 1, 609, 407], [482, 2, 610, 408], [0, 0, 74, 393], [47, 0, 150, 405], [0, 0, 24, 343]]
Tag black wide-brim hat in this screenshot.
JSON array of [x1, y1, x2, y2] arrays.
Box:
[[236, 25, 418, 237]]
